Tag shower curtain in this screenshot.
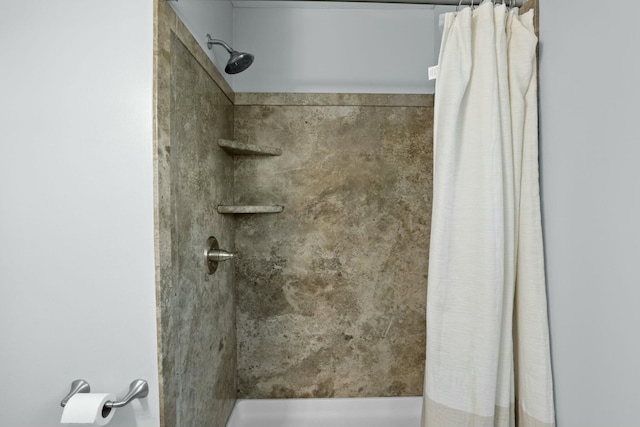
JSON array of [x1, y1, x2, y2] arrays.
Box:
[[422, 2, 554, 427]]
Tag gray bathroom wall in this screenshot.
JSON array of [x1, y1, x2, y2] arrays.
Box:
[[154, 2, 236, 426], [0, 2, 160, 427], [539, 0, 640, 425], [233, 93, 433, 399]]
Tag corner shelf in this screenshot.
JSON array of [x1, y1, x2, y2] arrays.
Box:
[[218, 139, 282, 156], [217, 205, 284, 214]]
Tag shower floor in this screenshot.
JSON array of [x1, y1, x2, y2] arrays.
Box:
[[226, 396, 422, 427]]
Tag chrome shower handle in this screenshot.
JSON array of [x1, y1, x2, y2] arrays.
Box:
[[207, 248, 235, 262], [104, 379, 149, 408], [205, 236, 235, 275]]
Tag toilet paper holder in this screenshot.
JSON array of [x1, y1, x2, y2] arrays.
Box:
[[60, 379, 149, 408]]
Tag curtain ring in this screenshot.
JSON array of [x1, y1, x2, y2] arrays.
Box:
[[457, 0, 464, 12]]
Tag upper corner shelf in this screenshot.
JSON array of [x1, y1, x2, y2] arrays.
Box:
[[218, 139, 282, 156]]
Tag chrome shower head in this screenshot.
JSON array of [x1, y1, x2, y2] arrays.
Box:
[[225, 50, 254, 74], [206, 35, 254, 74]]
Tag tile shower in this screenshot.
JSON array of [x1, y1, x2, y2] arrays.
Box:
[[155, 2, 433, 426], [233, 94, 432, 399]]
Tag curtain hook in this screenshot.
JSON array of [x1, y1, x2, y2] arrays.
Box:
[[457, 0, 464, 12]]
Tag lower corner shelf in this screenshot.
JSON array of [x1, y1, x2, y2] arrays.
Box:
[[217, 205, 284, 214]]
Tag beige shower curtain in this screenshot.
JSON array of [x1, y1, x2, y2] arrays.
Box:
[[422, 2, 554, 427]]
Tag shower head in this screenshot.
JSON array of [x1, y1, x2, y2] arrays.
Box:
[[225, 50, 254, 74], [206, 35, 254, 74]]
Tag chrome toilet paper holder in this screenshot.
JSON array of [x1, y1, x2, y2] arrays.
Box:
[[60, 379, 149, 408]]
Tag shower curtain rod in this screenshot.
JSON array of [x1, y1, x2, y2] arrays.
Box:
[[276, 0, 527, 6]]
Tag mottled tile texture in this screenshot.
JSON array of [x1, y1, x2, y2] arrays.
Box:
[[235, 93, 434, 107], [154, 2, 236, 426], [234, 97, 433, 398]]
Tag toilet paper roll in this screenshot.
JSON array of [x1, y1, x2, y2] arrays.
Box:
[[60, 393, 116, 426]]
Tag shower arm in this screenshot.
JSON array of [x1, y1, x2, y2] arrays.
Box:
[[206, 36, 233, 54]]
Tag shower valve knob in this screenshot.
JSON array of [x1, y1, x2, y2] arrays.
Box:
[[208, 249, 235, 262], [205, 236, 235, 275]]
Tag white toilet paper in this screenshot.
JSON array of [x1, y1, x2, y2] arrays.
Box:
[[60, 393, 116, 426]]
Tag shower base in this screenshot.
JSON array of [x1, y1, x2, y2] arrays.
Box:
[[226, 396, 422, 427]]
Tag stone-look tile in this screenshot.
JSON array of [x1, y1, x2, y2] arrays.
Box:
[[234, 103, 433, 398], [235, 92, 434, 107], [171, 35, 236, 427], [154, 2, 236, 426], [154, 3, 177, 426]]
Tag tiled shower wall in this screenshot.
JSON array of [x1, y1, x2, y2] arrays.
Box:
[[154, 2, 236, 426], [233, 93, 434, 398]]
